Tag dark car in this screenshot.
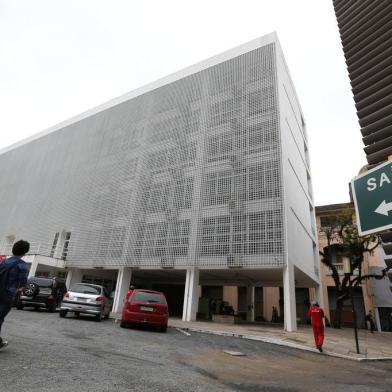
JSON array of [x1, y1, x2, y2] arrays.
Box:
[[16, 277, 67, 312], [121, 289, 169, 332]]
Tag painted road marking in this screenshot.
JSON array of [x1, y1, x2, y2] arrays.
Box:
[[223, 350, 246, 356], [176, 328, 191, 336]]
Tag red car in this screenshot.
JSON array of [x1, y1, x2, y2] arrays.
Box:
[[120, 289, 169, 332]]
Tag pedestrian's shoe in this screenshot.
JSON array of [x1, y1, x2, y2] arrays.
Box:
[[318, 346, 323, 353], [0, 339, 8, 350]]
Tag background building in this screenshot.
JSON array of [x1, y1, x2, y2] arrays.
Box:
[[0, 33, 319, 330], [332, 0, 392, 274], [316, 202, 392, 331], [332, 0, 392, 166]]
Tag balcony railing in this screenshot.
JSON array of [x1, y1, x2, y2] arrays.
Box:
[[325, 263, 359, 276]]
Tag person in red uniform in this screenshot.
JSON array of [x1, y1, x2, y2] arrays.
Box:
[[125, 285, 135, 302], [307, 301, 325, 352]]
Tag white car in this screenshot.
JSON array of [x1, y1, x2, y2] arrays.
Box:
[[59, 283, 111, 321]]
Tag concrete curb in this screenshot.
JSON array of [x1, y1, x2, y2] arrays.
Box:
[[170, 325, 392, 362]]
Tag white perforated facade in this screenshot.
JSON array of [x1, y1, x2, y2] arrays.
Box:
[[0, 33, 320, 329]]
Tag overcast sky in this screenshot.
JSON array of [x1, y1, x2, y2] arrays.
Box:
[[0, 0, 365, 206]]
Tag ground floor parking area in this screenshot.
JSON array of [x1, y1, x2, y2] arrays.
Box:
[[65, 265, 321, 331], [1, 310, 391, 392]]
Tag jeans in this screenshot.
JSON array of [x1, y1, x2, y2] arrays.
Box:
[[0, 293, 14, 336]]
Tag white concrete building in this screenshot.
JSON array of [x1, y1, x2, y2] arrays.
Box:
[[0, 33, 320, 330]]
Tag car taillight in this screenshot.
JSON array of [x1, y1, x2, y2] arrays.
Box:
[[127, 300, 138, 311], [96, 296, 104, 302], [64, 292, 69, 299]]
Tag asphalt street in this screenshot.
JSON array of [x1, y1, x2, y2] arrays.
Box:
[[0, 309, 391, 392]]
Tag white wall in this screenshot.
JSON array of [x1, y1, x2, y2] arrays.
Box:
[[275, 41, 319, 284]]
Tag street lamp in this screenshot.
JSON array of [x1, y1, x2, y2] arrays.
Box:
[[342, 255, 360, 354]]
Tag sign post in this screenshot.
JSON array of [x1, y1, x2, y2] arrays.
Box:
[[351, 161, 392, 236]]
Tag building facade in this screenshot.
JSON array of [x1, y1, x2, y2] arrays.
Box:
[[0, 33, 319, 330], [316, 202, 392, 331]]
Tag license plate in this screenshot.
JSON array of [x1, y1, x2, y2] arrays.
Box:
[[76, 297, 87, 302], [140, 306, 153, 312]]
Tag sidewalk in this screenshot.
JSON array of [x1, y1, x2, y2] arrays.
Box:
[[168, 318, 392, 361]]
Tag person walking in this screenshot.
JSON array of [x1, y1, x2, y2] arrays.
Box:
[[307, 301, 325, 353], [0, 240, 29, 349], [271, 306, 279, 323], [365, 310, 376, 333]]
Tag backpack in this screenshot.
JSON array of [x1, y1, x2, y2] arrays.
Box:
[[0, 260, 21, 297]]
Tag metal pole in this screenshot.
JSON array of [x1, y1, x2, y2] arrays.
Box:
[[349, 281, 360, 354]]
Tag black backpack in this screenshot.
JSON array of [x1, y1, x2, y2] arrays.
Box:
[[0, 260, 21, 297]]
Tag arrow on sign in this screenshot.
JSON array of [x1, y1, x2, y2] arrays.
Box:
[[375, 200, 392, 216]]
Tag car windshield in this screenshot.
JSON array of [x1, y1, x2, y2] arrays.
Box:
[[29, 278, 54, 288], [70, 284, 101, 295], [131, 291, 166, 304]]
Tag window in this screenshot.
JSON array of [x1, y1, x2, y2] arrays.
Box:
[[173, 178, 193, 209], [199, 216, 230, 256], [113, 190, 132, 218], [248, 164, 280, 201], [199, 211, 283, 256], [208, 99, 237, 127], [202, 163, 280, 206], [131, 291, 166, 304], [147, 143, 195, 174], [61, 232, 71, 261], [70, 283, 101, 295], [50, 232, 59, 257], [146, 183, 170, 213], [319, 215, 353, 228], [109, 227, 126, 258], [203, 171, 231, 206], [134, 220, 190, 258], [206, 133, 233, 162], [232, 216, 247, 254]]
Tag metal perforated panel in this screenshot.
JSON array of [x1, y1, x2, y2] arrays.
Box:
[[0, 42, 285, 268]]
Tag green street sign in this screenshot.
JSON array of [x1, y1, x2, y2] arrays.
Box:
[[351, 160, 392, 236]]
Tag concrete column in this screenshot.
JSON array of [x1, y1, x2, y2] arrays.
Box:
[[283, 263, 297, 331], [375, 307, 382, 332], [246, 285, 255, 322], [315, 283, 325, 309], [112, 267, 132, 313], [65, 268, 83, 289], [182, 267, 199, 321], [28, 256, 39, 278]]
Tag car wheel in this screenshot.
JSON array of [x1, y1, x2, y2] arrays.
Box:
[[95, 313, 103, 322], [59, 310, 67, 318], [120, 320, 128, 328], [160, 325, 167, 333], [24, 282, 39, 297], [75, 312, 80, 318]]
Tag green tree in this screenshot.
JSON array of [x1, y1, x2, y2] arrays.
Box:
[[318, 208, 380, 328]]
